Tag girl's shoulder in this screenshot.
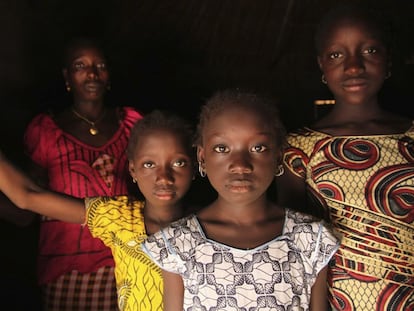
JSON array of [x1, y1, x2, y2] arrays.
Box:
[[284, 209, 340, 247]]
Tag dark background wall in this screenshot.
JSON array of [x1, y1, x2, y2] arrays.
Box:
[[0, 1, 414, 309], [1, 0, 414, 162]]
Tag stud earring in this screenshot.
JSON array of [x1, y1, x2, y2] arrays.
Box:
[[132, 178, 137, 183], [321, 75, 327, 85], [275, 165, 284, 177], [198, 161, 206, 177]]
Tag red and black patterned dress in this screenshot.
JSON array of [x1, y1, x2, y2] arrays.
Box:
[[24, 106, 142, 310], [283, 124, 414, 311]]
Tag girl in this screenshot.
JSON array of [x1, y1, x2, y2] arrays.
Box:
[[142, 90, 340, 311], [0, 110, 194, 311], [277, 5, 414, 310]]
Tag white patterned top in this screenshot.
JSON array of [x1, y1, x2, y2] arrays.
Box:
[[142, 209, 340, 311]]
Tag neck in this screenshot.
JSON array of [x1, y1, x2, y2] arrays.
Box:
[[327, 102, 384, 123], [144, 202, 183, 229], [72, 100, 105, 119], [211, 195, 273, 225]]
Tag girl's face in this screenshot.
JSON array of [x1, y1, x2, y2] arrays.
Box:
[[197, 106, 277, 205], [129, 129, 193, 209], [317, 17, 388, 106], [63, 46, 109, 102]]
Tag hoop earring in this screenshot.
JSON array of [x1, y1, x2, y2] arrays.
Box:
[[275, 165, 284, 177], [198, 161, 206, 177], [321, 75, 327, 85]]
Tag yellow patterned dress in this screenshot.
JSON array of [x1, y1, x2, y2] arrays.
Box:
[[86, 196, 163, 311], [283, 124, 414, 311]]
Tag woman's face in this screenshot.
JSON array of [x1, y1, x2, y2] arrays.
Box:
[[317, 17, 388, 106], [63, 46, 109, 102]]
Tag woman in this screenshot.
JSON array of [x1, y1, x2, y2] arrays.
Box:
[[24, 37, 142, 310], [278, 5, 414, 310]]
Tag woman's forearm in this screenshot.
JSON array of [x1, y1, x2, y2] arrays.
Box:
[[0, 152, 86, 224]]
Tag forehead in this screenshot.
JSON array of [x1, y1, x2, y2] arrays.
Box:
[[67, 46, 106, 63], [204, 105, 273, 136], [322, 16, 383, 44], [135, 128, 187, 150]]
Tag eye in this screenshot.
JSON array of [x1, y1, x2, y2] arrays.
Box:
[[73, 62, 85, 70], [363, 47, 377, 54], [96, 62, 107, 70], [329, 52, 342, 59], [173, 159, 187, 168], [213, 145, 229, 153], [250, 144, 267, 153], [143, 162, 155, 169]]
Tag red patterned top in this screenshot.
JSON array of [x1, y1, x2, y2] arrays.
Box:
[[24, 106, 142, 284], [283, 124, 414, 311]]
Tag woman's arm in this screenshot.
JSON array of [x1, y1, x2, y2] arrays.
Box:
[[310, 266, 329, 311], [162, 270, 184, 311], [0, 152, 85, 224]]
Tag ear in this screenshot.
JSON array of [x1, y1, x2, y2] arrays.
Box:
[[196, 146, 205, 163], [128, 161, 136, 180], [276, 150, 283, 167], [317, 56, 323, 71], [387, 60, 392, 74], [62, 68, 68, 82]]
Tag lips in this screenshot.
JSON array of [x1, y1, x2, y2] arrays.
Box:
[[228, 179, 252, 186], [342, 78, 368, 91], [84, 81, 103, 92], [153, 187, 176, 200], [226, 178, 253, 192]]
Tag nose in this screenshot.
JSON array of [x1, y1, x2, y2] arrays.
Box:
[[229, 151, 253, 174], [86, 65, 99, 79], [155, 166, 174, 184], [344, 54, 365, 76]]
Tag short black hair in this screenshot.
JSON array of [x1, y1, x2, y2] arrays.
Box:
[[127, 109, 194, 161], [314, 4, 392, 55], [62, 37, 106, 68], [195, 89, 286, 153]]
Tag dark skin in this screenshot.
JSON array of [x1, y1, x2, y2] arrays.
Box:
[[128, 128, 193, 234], [58, 45, 119, 147], [277, 15, 412, 213], [13, 43, 129, 225], [315, 17, 411, 136], [163, 105, 329, 311], [0, 128, 194, 230], [29, 44, 125, 190], [196, 106, 285, 250]]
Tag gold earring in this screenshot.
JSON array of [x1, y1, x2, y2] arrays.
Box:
[[65, 83, 71, 92]]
